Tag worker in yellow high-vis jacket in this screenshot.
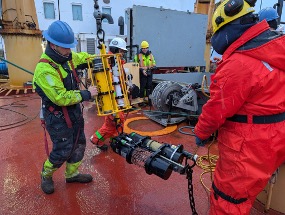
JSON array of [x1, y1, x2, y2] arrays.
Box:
[[33, 20, 98, 195]]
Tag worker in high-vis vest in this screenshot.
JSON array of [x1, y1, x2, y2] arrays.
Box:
[[33, 20, 98, 195], [134, 40, 156, 99]]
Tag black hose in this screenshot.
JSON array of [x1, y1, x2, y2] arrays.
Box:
[[0, 97, 40, 131], [178, 125, 195, 136]]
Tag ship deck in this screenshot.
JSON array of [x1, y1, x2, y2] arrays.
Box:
[[0, 93, 282, 215]]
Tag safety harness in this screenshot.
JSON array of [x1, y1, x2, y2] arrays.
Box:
[[39, 58, 81, 128], [39, 58, 82, 157]]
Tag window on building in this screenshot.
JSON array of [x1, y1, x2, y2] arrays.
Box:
[[102, 7, 111, 23], [43, 2, 55, 19], [72, 4, 83, 21]]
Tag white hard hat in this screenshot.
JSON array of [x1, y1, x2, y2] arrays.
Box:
[[109, 37, 127, 51]]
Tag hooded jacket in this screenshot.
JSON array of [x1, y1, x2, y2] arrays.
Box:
[[195, 21, 285, 139]]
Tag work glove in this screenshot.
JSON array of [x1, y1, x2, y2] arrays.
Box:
[[195, 136, 209, 147]]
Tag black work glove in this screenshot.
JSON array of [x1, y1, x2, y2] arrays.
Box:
[[195, 136, 209, 147]]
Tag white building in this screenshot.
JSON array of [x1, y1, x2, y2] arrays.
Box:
[[34, 0, 196, 54]]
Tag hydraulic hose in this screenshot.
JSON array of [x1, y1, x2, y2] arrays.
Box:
[[0, 57, 34, 75]]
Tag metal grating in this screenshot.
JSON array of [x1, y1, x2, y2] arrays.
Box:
[[86, 38, 96, 54]]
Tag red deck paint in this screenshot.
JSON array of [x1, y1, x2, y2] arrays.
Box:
[[0, 94, 281, 215]]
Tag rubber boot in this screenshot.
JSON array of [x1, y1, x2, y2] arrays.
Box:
[[41, 159, 57, 194], [90, 132, 108, 151], [65, 161, 93, 183]]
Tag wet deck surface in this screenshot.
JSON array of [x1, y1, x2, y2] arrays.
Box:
[[0, 93, 283, 215]]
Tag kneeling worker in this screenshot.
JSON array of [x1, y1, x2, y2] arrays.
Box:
[[90, 37, 127, 150]]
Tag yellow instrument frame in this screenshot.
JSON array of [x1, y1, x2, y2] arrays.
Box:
[[86, 44, 132, 116]]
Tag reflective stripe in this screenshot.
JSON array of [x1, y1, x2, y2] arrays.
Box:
[[262, 61, 273, 72], [95, 130, 105, 141], [41, 159, 58, 177]]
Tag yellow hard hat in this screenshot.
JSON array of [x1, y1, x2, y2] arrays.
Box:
[[141, 40, 149, 49], [212, 0, 255, 34]]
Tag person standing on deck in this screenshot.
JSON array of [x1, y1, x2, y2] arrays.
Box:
[[33, 20, 98, 194], [194, 0, 285, 214]]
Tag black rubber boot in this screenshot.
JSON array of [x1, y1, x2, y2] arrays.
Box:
[[41, 176, 54, 194], [90, 137, 108, 151], [66, 173, 93, 183], [97, 144, 108, 151]]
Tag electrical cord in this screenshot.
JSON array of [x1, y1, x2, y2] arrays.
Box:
[[196, 140, 218, 192], [0, 96, 40, 131], [196, 130, 219, 191]]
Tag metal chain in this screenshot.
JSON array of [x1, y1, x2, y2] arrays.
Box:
[[186, 166, 198, 215], [97, 28, 105, 48], [93, 0, 105, 48]]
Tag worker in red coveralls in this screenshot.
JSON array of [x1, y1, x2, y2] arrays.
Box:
[[194, 0, 285, 214], [90, 37, 127, 151]]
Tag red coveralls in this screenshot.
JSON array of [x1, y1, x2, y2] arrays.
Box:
[[90, 53, 126, 145], [194, 21, 285, 214]]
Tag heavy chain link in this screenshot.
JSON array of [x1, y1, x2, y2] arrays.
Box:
[[97, 28, 105, 48], [186, 165, 198, 215], [93, 0, 105, 48]]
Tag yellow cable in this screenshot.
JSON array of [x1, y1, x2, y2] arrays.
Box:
[[196, 138, 219, 192]]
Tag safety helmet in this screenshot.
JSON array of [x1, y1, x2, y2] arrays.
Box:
[[212, 0, 255, 34], [109, 37, 127, 51], [258, 7, 279, 22], [43, 20, 78, 48], [141, 40, 149, 49]]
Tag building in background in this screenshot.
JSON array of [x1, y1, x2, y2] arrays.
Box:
[[34, 0, 195, 54]]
